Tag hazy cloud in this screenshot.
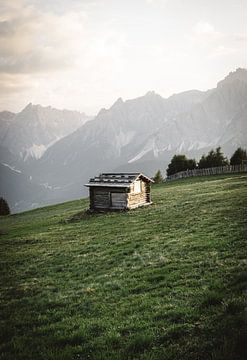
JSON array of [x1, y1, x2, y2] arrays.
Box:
[[0, 1, 89, 72], [0, 0, 247, 113], [194, 21, 216, 35]]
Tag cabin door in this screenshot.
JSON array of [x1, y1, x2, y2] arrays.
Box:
[[111, 193, 126, 209]]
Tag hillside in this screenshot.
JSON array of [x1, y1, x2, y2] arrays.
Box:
[[28, 68, 247, 210], [0, 174, 246, 360]]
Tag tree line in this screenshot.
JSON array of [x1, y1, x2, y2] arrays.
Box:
[[153, 147, 247, 182]]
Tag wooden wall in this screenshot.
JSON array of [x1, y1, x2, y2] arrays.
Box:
[[127, 181, 151, 209], [90, 187, 128, 210], [89, 180, 152, 211]]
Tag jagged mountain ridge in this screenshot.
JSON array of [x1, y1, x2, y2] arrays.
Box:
[[139, 72, 247, 158], [0, 104, 92, 162], [32, 88, 208, 184]]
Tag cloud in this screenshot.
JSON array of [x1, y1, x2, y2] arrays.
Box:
[[0, 0, 127, 112], [193, 21, 215, 35], [145, 0, 169, 4], [0, 74, 29, 95], [0, 51, 71, 74], [0, 0, 126, 76], [0, 1, 246, 113], [0, 73, 32, 111], [192, 21, 223, 44], [232, 33, 247, 43], [208, 45, 237, 59], [187, 20, 247, 60], [0, 1, 88, 73]]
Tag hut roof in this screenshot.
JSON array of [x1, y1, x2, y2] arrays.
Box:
[[84, 172, 154, 188]]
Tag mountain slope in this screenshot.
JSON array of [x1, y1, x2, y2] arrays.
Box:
[[0, 163, 54, 212], [0, 111, 15, 142], [33, 89, 208, 182]]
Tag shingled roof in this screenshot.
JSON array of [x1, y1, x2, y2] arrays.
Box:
[[84, 173, 154, 188]]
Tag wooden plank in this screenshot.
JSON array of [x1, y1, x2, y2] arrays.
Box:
[[94, 191, 110, 208], [111, 193, 127, 209]]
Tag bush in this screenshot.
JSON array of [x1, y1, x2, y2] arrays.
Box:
[[0, 197, 10, 216]]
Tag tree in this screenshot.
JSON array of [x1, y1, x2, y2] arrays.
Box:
[[166, 155, 196, 176], [153, 169, 163, 183], [198, 147, 228, 168], [0, 198, 10, 216], [230, 147, 247, 165]]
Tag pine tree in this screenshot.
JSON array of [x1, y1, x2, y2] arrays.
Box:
[[0, 198, 10, 216], [167, 155, 196, 176], [230, 147, 247, 165], [153, 169, 163, 183], [214, 147, 229, 166], [198, 147, 228, 168]]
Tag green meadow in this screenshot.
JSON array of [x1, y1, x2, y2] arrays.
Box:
[[0, 174, 246, 360]]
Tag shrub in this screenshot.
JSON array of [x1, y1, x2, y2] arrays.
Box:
[[0, 197, 10, 216]]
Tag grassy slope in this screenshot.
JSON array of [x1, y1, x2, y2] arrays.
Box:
[[0, 174, 246, 360]]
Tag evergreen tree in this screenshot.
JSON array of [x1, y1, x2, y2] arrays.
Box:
[[198, 147, 228, 168], [0, 198, 10, 216], [167, 155, 196, 176], [198, 154, 208, 169], [153, 169, 163, 183], [230, 147, 247, 165]]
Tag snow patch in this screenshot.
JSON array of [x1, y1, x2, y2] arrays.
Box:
[[2, 163, 22, 173], [165, 143, 172, 151], [128, 148, 151, 163], [24, 137, 62, 160], [40, 182, 53, 190], [128, 138, 156, 163], [153, 140, 159, 158], [24, 144, 47, 160], [187, 141, 212, 151], [115, 130, 135, 155], [177, 141, 185, 152]]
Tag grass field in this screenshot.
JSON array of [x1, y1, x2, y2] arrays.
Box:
[[0, 174, 246, 360]]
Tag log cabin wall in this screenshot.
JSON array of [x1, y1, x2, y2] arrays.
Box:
[[127, 180, 149, 209], [145, 183, 151, 203], [90, 187, 128, 210]]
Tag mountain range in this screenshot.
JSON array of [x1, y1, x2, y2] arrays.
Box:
[[0, 104, 91, 163], [1, 68, 247, 212]]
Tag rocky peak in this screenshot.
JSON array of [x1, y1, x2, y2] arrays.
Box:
[[111, 97, 124, 109], [217, 68, 247, 88]]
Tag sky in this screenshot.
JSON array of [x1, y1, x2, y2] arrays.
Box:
[[0, 0, 247, 115]]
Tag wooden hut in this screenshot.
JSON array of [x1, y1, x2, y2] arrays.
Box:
[[85, 173, 154, 211]]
